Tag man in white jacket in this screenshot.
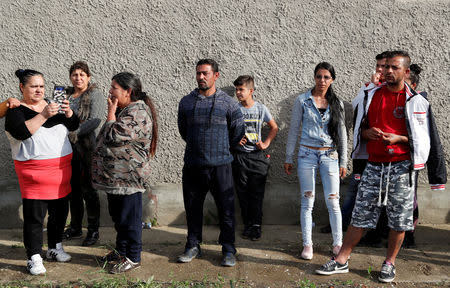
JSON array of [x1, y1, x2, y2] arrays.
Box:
[[316, 50, 446, 283]]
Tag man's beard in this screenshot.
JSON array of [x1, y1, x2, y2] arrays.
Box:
[[198, 82, 209, 91]]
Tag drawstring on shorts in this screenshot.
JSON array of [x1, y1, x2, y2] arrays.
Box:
[[377, 162, 392, 207]]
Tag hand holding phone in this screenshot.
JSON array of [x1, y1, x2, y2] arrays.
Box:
[[53, 86, 67, 114]]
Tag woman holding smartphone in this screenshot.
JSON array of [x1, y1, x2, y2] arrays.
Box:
[[5, 69, 79, 275]]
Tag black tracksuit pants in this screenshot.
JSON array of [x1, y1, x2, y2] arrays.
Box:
[[68, 148, 100, 233], [232, 151, 269, 227]]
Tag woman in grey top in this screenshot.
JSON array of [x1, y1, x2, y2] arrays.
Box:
[[63, 61, 106, 246], [284, 62, 347, 260]]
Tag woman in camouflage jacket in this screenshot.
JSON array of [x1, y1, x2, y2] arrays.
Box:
[[92, 72, 158, 274]]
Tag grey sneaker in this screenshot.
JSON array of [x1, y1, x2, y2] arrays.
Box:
[[177, 246, 201, 263], [46, 243, 71, 262], [315, 258, 349, 275], [378, 261, 396, 283], [221, 252, 236, 267], [110, 257, 141, 274]]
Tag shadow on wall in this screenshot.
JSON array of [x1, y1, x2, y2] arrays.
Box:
[[216, 85, 354, 184], [0, 180, 23, 229], [274, 89, 354, 180]]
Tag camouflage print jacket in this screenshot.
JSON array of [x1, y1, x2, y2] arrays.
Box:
[[92, 100, 153, 195]]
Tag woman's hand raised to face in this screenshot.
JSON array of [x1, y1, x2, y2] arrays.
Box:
[[107, 96, 119, 121]]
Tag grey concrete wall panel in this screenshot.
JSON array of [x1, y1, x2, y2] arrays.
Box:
[[1, 0, 449, 227]]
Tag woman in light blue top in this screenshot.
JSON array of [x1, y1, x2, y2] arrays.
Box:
[[284, 62, 347, 260]]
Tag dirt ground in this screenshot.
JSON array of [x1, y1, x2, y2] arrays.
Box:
[[0, 224, 449, 287]]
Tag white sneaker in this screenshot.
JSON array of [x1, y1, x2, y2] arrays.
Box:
[[46, 242, 72, 262], [301, 245, 313, 260], [27, 254, 46, 275]]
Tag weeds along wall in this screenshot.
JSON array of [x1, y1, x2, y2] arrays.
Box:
[[0, 0, 449, 225]]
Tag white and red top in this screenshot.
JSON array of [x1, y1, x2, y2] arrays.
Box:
[[5, 105, 79, 199]]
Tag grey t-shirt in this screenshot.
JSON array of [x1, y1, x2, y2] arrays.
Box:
[[236, 101, 273, 152]]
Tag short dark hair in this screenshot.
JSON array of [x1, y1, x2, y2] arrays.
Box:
[[375, 51, 390, 60], [409, 64, 422, 86], [386, 50, 411, 68], [196, 59, 219, 73], [15, 69, 43, 86], [233, 75, 254, 89], [69, 61, 91, 76]]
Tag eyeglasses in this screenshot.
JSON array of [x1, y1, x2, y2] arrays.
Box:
[[315, 75, 332, 80]]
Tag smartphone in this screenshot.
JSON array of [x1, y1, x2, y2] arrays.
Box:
[[53, 85, 67, 114]]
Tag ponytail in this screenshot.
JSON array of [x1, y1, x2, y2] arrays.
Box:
[[141, 92, 158, 157], [326, 85, 343, 147]]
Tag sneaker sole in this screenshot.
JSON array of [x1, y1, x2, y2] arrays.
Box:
[[28, 269, 46, 276], [63, 235, 83, 240], [177, 257, 198, 263], [110, 264, 141, 274], [46, 257, 72, 262], [177, 253, 201, 263], [315, 268, 349, 275], [378, 276, 395, 283]]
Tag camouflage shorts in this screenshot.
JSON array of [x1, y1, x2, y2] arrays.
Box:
[[351, 160, 415, 231]]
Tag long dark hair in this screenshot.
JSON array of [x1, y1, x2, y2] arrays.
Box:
[[111, 72, 158, 157], [313, 62, 343, 147]]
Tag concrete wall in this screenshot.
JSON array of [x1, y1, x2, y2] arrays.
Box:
[[1, 0, 449, 228]]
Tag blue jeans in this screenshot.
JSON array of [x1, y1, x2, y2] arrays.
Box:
[[297, 146, 342, 247]]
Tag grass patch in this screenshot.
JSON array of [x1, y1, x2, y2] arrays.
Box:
[[296, 278, 316, 288], [0, 275, 248, 288]]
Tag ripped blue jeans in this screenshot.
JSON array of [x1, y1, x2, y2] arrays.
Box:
[[297, 145, 342, 247]]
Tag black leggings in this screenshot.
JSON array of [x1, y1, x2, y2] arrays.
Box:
[[22, 196, 69, 259]]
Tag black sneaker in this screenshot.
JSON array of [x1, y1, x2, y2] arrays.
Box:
[[378, 261, 395, 283], [98, 250, 123, 263], [315, 258, 349, 275], [250, 225, 261, 241], [177, 246, 201, 263], [62, 227, 82, 240], [242, 225, 252, 239], [82, 231, 99, 246]]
